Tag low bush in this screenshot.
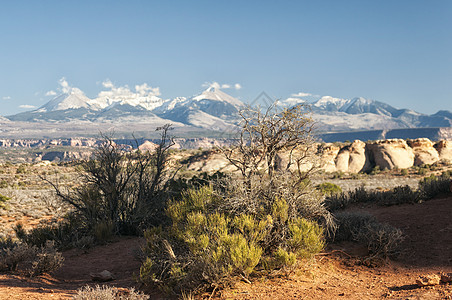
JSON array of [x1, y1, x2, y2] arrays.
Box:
[[0, 237, 63, 276], [73, 285, 149, 300], [418, 173, 451, 199], [324, 185, 419, 211], [316, 182, 342, 197], [0, 237, 36, 272], [140, 186, 325, 294], [29, 240, 64, 276], [0, 193, 10, 209], [14, 214, 89, 250], [333, 211, 404, 258]]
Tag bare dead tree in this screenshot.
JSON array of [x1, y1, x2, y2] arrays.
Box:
[[218, 102, 334, 233]]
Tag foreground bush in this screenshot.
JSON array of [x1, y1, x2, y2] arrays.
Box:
[[140, 186, 325, 294]]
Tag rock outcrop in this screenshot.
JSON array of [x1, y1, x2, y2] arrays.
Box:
[[335, 140, 370, 173], [366, 139, 415, 170], [319, 144, 340, 173], [407, 138, 439, 166], [434, 140, 452, 163]]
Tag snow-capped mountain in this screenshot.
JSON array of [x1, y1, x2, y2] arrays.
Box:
[[7, 86, 244, 130], [5, 85, 451, 133], [306, 96, 452, 131], [37, 88, 93, 112]]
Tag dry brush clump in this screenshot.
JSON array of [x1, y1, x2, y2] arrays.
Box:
[[332, 211, 404, 259], [0, 237, 63, 276], [324, 171, 451, 211], [73, 285, 149, 300], [43, 125, 177, 240]]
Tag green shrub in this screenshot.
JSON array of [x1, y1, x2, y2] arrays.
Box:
[[316, 182, 342, 197], [0, 193, 9, 209], [140, 186, 324, 294], [370, 165, 381, 175]]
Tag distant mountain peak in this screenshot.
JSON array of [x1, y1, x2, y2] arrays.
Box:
[[38, 88, 92, 112], [192, 87, 244, 108]]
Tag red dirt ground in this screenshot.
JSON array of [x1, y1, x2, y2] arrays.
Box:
[[0, 196, 451, 299]]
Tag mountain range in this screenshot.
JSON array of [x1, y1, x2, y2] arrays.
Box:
[[5, 87, 452, 134]]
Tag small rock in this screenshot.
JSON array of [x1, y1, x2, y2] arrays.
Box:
[[441, 273, 452, 283], [416, 274, 441, 286], [90, 270, 114, 282]]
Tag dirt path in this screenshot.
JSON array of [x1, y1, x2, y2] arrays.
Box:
[[0, 197, 451, 299]]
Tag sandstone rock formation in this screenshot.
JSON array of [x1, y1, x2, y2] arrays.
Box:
[[434, 140, 452, 163], [335, 140, 370, 173], [366, 139, 415, 170], [319, 144, 340, 173], [407, 138, 439, 166]]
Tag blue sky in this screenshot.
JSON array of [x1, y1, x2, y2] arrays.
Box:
[[0, 0, 451, 115]]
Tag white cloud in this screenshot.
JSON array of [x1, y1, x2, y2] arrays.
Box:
[[2, 96, 11, 100], [19, 104, 36, 109], [135, 83, 161, 96], [102, 79, 114, 89], [291, 92, 312, 97], [97, 80, 161, 100], [45, 90, 57, 96], [283, 97, 307, 106], [202, 81, 242, 90], [59, 77, 71, 93]]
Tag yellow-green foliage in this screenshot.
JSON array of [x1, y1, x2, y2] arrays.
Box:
[[316, 182, 342, 196], [0, 194, 10, 209], [271, 197, 288, 222], [141, 187, 325, 294], [288, 218, 324, 259]]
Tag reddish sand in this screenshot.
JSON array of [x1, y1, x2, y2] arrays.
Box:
[[0, 196, 451, 299]]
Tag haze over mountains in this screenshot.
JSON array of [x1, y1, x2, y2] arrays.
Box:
[[4, 84, 452, 138]]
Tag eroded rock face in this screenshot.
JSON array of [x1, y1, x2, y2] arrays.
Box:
[[319, 144, 340, 173], [187, 152, 236, 173], [366, 139, 415, 170], [407, 138, 439, 166], [335, 140, 370, 173], [434, 140, 452, 163]]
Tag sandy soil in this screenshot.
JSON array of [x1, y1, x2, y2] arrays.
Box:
[[0, 196, 451, 299]]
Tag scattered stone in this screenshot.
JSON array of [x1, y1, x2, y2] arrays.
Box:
[[90, 270, 114, 282], [416, 274, 441, 287], [441, 273, 452, 283]]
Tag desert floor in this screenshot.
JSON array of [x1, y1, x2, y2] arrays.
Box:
[[0, 194, 450, 299]]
